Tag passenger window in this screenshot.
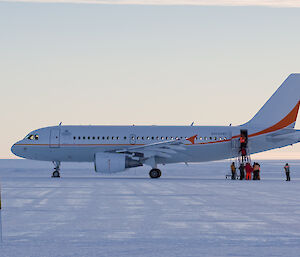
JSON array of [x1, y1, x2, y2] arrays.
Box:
[[73, 136, 76, 140], [124, 136, 127, 140], [112, 136, 114, 140], [93, 137, 95, 140], [116, 136, 119, 140], [107, 136, 109, 140], [34, 135, 39, 140], [83, 136, 86, 140], [78, 137, 81, 140], [88, 137, 90, 140], [102, 136, 105, 140], [152, 137, 154, 140]]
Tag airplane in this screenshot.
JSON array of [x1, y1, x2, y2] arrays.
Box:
[[11, 74, 300, 178]]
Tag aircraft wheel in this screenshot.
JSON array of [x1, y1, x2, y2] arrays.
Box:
[[149, 168, 161, 179], [52, 170, 60, 178]]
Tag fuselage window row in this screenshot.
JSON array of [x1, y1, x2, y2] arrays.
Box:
[[71, 136, 228, 141]]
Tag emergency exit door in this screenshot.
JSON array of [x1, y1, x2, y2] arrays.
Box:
[[49, 128, 60, 148]]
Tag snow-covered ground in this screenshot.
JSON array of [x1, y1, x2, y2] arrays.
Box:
[[0, 159, 299, 257]]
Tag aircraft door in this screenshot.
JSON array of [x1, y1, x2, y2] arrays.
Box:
[[49, 128, 61, 148]]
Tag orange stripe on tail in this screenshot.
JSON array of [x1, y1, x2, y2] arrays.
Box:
[[249, 100, 300, 138]]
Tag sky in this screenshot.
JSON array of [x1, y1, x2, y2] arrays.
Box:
[[1, 1, 300, 159]]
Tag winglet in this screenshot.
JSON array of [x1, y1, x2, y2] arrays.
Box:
[[187, 135, 197, 144]]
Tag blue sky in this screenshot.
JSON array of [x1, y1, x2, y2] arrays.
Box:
[[1, 2, 300, 158]]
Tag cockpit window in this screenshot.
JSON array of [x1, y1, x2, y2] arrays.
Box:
[[26, 134, 39, 140], [27, 135, 34, 140]]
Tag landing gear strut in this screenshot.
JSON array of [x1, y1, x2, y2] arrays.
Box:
[[52, 161, 61, 178], [149, 168, 161, 179]]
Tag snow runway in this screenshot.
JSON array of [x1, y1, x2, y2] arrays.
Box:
[[0, 160, 300, 256]]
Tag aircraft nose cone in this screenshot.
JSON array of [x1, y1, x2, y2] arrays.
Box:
[[11, 143, 17, 156], [11, 143, 23, 157]]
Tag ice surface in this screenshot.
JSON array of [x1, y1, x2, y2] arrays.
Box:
[[0, 159, 299, 257]]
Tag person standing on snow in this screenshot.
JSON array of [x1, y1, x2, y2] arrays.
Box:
[[245, 162, 253, 180], [231, 162, 237, 180], [253, 163, 259, 180], [257, 163, 261, 180], [284, 163, 291, 181], [239, 163, 245, 180]]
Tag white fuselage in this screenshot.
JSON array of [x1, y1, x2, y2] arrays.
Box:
[[11, 125, 300, 164]]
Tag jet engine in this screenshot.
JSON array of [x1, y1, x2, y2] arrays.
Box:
[[94, 152, 142, 173]]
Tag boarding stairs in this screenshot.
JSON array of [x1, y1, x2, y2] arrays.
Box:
[[227, 137, 252, 179]]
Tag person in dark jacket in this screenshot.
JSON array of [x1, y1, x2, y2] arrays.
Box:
[[253, 162, 261, 180], [284, 163, 291, 181], [239, 163, 245, 180]]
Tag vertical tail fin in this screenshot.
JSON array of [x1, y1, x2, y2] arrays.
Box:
[[242, 74, 300, 130]]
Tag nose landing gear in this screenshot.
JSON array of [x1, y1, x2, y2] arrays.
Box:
[[52, 161, 61, 178], [149, 168, 161, 179]]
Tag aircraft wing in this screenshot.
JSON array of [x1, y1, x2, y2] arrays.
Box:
[[113, 135, 197, 159]]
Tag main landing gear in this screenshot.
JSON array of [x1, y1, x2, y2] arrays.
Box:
[[149, 168, 161, 179], [52, 161, 61, 178]]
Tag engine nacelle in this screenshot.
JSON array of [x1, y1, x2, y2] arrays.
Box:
[[94, 152, 142, 173]]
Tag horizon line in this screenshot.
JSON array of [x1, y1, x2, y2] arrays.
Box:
[[1, 0, 300, 8]]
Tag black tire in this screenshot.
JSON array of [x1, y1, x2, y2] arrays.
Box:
[[52, 170, 60, 178], [149, 169, 161, 179], [157, 170, 162, 177]]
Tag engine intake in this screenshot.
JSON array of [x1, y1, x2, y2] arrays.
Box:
[[94, 152, 142, 173]]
